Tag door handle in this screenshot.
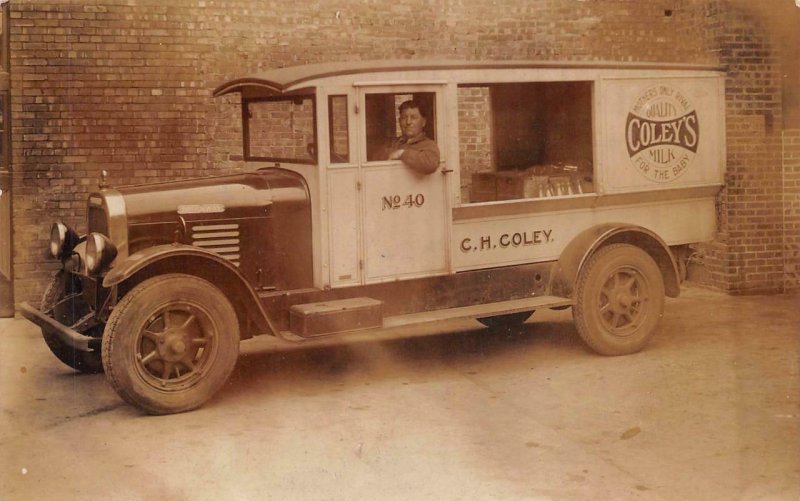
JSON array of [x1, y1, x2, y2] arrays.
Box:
[[441, 168, 454, 174]]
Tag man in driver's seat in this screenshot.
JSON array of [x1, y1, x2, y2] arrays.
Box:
[[388, 99, 440, 175]]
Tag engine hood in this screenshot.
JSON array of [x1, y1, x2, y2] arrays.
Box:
[[115, 168, 309, 224]]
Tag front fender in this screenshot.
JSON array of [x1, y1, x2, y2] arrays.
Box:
[[102, 244, 276, 337], [551, 223, 680, 298], [103, 244, 230, 287]]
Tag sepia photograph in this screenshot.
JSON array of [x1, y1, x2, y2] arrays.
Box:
[[0, 0, 798, 498]]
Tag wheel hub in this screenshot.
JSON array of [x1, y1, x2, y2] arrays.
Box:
[[599, 269, 648, 333], [136, 305, 215, 385], [169, 339, 186, 355], [158, 329, 191, 362], [615, 292, 633, 309]]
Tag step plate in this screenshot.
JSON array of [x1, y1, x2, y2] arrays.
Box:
[[290, 297, 383, 338]]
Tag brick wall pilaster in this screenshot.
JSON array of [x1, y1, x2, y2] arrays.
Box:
[[784, 129, 800, 291], [695, 0, 794, 295]]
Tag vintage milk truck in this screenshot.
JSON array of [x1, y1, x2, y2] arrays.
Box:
[[21, 60, 725, 414]]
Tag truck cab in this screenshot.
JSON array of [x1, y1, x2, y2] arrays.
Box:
[[22, 60, 725, 414]]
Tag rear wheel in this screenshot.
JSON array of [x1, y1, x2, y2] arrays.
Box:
[[477, 311, 534, 330], [572, 244, 665, 355], [102, 274, 239, 415], [40, 271, 104, 374]]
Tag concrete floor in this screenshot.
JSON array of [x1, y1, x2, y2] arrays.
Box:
[[0, 284, 798, 500]]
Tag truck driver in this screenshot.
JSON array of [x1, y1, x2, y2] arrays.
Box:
[[388, 99, 440, 175]]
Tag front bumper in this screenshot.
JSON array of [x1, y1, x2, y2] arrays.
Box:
[[18, 302, 100, 352]]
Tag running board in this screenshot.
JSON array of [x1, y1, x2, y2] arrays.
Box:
[[383, 295, 572, 328], [279, 295, 572, 342]]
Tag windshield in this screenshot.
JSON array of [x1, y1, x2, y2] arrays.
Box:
[[244, 96, 317, 164]]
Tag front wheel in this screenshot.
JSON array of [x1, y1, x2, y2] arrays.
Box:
[[572, 244, 665, 356], [102, 274, 240, 415]]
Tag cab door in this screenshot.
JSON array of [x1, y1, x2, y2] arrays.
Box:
[[356, 85, 451, 284]]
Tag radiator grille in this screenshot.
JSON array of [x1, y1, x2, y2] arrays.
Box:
[[191, 223, 240, 266], [88, 205, 108, 236]]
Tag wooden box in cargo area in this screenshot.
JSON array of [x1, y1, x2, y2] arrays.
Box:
[[496, 171, 550, 200], [496, 171, 523, 200], [469, 172, 497, 202]]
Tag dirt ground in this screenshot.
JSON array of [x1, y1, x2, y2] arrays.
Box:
[[1, 284, 798, 500]]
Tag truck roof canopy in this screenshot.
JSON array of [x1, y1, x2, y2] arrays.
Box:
[[212, 59, 724, 98]]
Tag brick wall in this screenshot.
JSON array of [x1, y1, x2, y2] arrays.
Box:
[[785, 129, 800, 292], [695, 0, 794, 294], [458, 86, 493, 202], [8, 0, 799, 304], [10, 1, 216, 302]]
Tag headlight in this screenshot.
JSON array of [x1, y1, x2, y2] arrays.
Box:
[[50, 222, 79, 260], [85, 233, 117, 274]]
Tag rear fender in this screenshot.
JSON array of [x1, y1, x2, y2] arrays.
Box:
[[551, 223, 680, 298], [103, 244, 276, 338]]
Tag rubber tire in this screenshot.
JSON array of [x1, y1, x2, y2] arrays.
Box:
[[102, 274, 239, 415], [572, 244, 665, 356], [40, 271, 104, 374], [477, 311, 534, 330]]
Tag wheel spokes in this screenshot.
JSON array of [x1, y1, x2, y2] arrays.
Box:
[[136, 305, 216, 386], [180, 314, 196, 331], [142, 329, 162, 342], [181, 356, 196, 372], [161, 361, 174, 379], [620, 275, 636, 293], [163, 310, 175, 329], [140, 350, 159, 366], [597, 268, 652, 333], [621, 311, 634, 325]]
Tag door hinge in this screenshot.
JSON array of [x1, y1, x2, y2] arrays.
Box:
[[359, 259, 364, 270], [354, 104, 360, 115], [356, 181, 362, 191]]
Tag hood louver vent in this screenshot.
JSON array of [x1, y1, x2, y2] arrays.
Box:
[[191, 223, 240, 267]]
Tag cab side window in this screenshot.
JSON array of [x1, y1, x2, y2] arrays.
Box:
[[365, 92, 436, 162], [458, 82, 594, 203], [245, 96, 316, 163], [328, 95, 350, 164]]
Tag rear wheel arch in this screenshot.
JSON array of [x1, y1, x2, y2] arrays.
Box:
[[107, 250, 275, 339], [551, 224, 680, 299]]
